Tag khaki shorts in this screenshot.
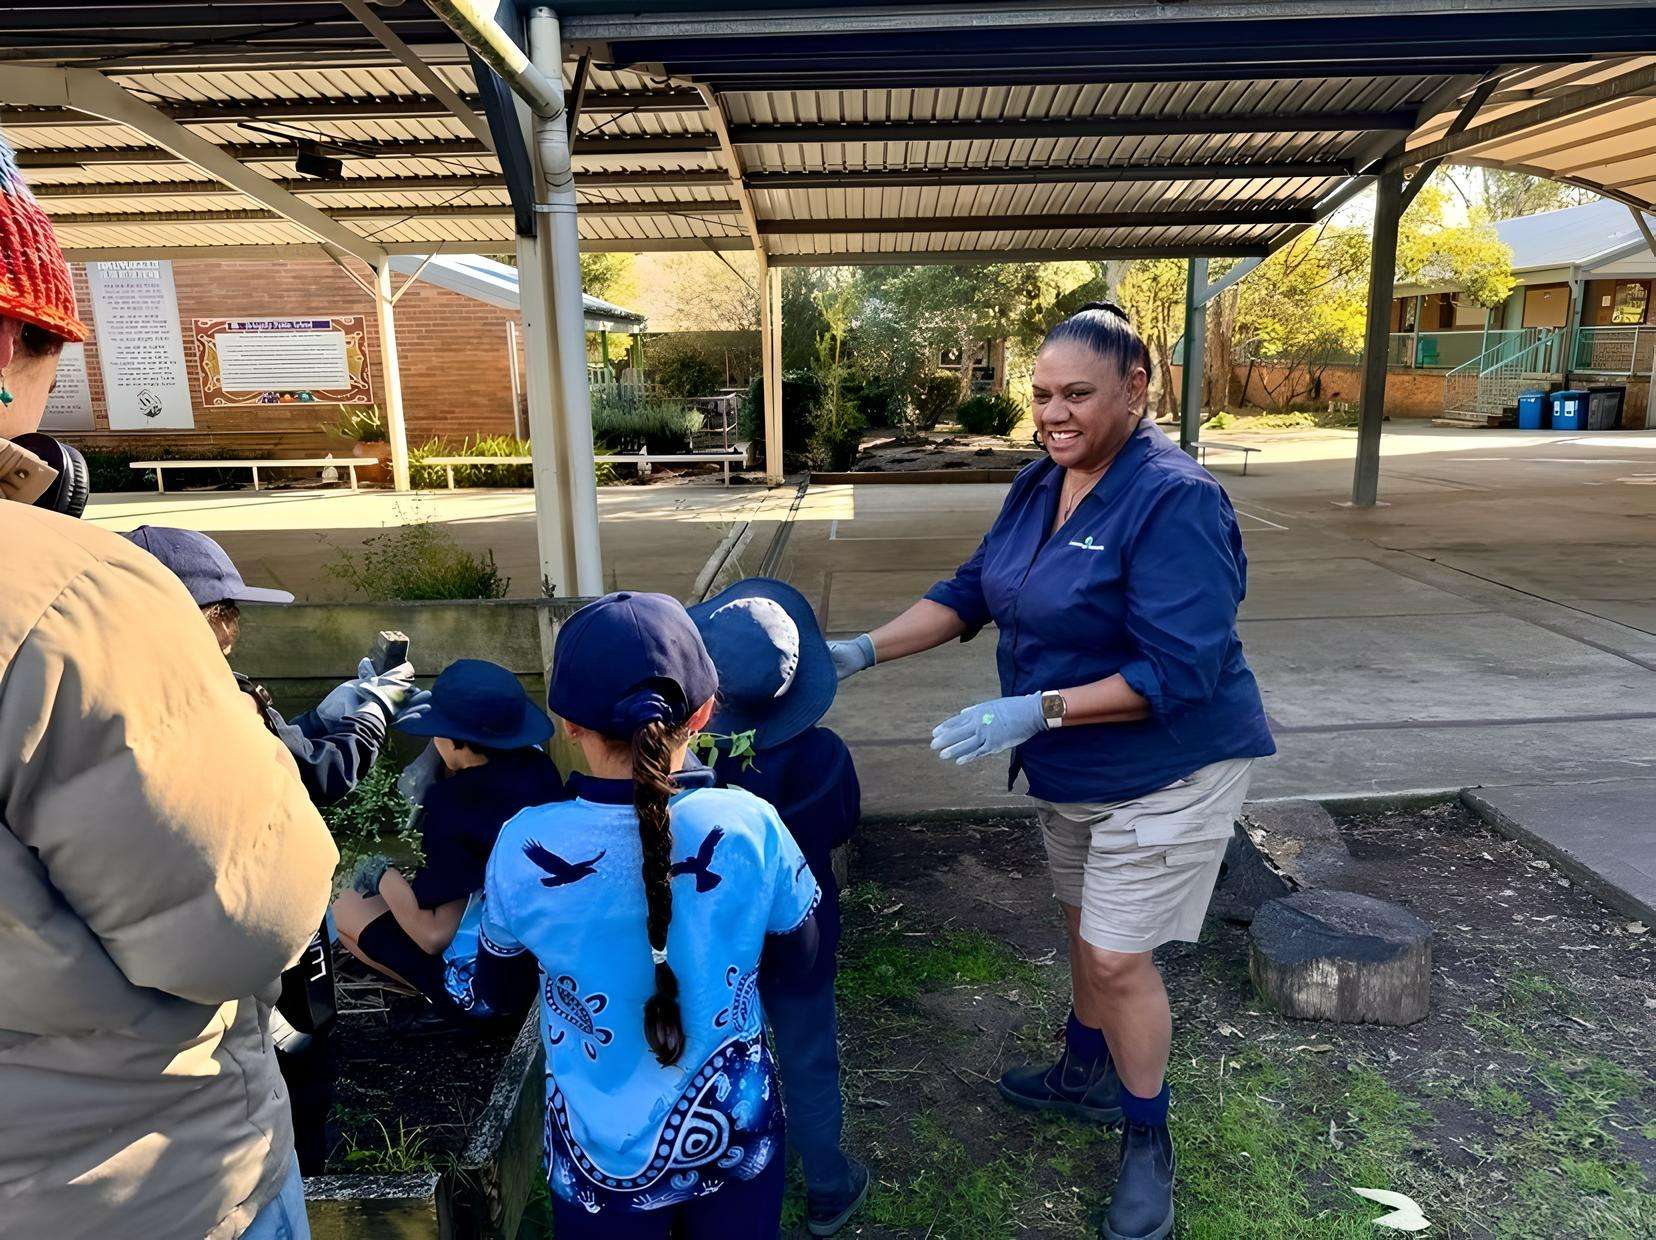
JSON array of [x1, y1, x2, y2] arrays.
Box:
[[1035, 758, 1254, 954]]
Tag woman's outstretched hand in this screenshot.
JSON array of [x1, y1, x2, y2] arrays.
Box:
[[827, 633, 877, 681], [931, 694, 1046, 764]]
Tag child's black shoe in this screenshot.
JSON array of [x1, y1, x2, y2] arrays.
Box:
[[807, 1156, 869, 1237]]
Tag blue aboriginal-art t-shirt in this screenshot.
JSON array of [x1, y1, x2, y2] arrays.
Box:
[[481, 766, 819, 1216]]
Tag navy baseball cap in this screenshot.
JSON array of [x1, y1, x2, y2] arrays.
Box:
[[548, 592, 717, 738], [688, 577, 836, 749], [124, 525, 294, 606], [396, 659, 553, 749]]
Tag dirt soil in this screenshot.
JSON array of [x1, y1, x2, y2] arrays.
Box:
[[785, 801, 1655, 1238], [327, 973, 522, 1174], [851, 432, 1044, 473]]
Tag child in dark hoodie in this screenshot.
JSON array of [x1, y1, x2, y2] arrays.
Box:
[[690, 578, 868, 1237]]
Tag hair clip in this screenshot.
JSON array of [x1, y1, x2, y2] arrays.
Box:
[[651, 946, 669, 966]]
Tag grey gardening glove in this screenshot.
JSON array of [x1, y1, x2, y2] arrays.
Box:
[[827, 633, 877, 682], [312, 657, 377, 727], [350, 854, 393, 898], [931, 693, 1047, 765], [397, 741, 446, 806], [355, 660, 418, 714]]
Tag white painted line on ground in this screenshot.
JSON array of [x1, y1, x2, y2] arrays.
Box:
[[1235, 508, 1289, 532], [827, 518, 980, 541]]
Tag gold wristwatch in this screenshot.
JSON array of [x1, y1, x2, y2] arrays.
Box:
[[1040, 690, 1067, 729]]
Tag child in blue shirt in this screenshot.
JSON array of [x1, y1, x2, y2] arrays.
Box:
[[472, 592, 821, 1239], [690, 578, 867, 1236], [333, 659, 564, 1020]]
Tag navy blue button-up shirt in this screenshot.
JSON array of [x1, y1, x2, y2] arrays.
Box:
[[925, 420, 1274, 805]]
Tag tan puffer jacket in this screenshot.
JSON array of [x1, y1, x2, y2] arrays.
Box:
[[0, 497, 338, 1239]]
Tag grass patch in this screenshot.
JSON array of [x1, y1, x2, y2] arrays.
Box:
[[338, 1118, 432, 1175]]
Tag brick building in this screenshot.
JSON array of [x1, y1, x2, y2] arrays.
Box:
[[53, 254, 644, 457]]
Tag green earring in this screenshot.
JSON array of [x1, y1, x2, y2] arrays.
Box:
[[0, 369, 11, 405]]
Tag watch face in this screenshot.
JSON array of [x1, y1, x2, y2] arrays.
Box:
[[1043, 693, 1065, 720]]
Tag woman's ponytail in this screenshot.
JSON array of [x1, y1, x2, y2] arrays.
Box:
[[632, 718, 686, 1066]]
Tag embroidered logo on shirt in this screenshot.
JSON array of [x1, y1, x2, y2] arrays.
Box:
[[545, 974, 614, 1061], [1067, 534, 1107, 552], [523, 839, 607, 888], [670, 827, 724, 893]]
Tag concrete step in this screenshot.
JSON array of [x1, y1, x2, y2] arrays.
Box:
[[1433, 411, 1504, 428]]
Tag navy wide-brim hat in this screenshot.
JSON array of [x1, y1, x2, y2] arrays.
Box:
[[549, 592, 718, 739], [396, 658, 553, 749], [687, 577, 836, 749]]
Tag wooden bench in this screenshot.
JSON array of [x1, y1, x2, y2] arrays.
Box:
[[1195, 440, 1260, 475], [131, 456, 379, 493], [423, 448, 748, 489]]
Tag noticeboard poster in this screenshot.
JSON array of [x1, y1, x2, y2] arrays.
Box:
[[86, 260, 195, 429], [39, 342, 94, 431], [194, 316, 374, 406]]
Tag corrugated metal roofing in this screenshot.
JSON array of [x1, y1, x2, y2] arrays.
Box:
[[387, 253, 646, 327], [2, 3, 1654, 264]]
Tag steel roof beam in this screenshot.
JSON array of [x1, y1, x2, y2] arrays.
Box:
[[0, 63, 383, 265], [14, 134, 719, 167], [746, 161, 1354, 189], [765, 244, 1274, 267], [695, 84, 766, 258], [729, 112, 1415, 145], [760, 207, 1315, 236], [0, 91, 701, 129], [341, 0, 494, 153], [26, 171, 733, 198], [49, 202, 742, 225]]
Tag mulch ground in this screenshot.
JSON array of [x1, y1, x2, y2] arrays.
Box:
[[784, 800, 1655, 1238]]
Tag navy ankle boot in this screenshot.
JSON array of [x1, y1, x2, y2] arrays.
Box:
[[997, 1011, 1122, 1124], [1102, 1084, 1174, 1240]]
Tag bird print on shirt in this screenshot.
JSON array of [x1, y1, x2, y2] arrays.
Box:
[[523, 839, 606, 888], [670, 827, 725, 893]]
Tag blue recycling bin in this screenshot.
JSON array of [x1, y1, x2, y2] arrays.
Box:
[[1517, 390, 1548, 430], [1549, 389, 1588, 432]]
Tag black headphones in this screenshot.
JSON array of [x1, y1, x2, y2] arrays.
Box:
[[12, 432, 91, 518]]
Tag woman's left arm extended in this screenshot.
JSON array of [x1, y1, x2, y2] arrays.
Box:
[[378, 867, 466, 955]]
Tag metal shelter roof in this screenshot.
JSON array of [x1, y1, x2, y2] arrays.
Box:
[[4, 2, 1655, 267], [387, 252, 647, 328]]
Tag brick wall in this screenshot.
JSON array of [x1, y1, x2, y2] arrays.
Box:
[[61, 258, 526, 455]]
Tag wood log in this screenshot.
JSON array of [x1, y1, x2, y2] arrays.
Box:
[[1209, 823, 1298, 925], [1248, 891, 1433, 1026]]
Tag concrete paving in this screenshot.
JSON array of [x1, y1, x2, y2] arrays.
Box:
[[772, 426, 1656, 825], [1463, 782, 1656, 925]]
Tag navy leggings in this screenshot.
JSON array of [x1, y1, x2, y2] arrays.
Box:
[[547, 1155, 785, 1240]]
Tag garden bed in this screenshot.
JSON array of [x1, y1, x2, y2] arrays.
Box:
[[849, 431, 1043, 474], [778, 799, 1655, 1238]]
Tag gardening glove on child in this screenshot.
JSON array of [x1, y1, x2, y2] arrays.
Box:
[[313, 657, 379, 727], [355, 660, 419, 714], [931, 693, 1047, 765], [827, 633, 877, 682], [350, 854, 393, 898], [397, 740, 446, 806]]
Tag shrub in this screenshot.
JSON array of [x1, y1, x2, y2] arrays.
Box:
[[322, 405, 387, 443], [848, 375, 903, 428], [808, 391, 867, 472], [81, 449, 147, 493], [650, 343, 723, 398], [1203, 411, 1236, 430], [1253, 410, 1317, 430], [956, 391, 1024, 436], [589, 386, 703, 454], [410, 434, 534, 488], [908, 372, 961, 431], [741, 369, 823, 472], [327, 509, 511, 600], [322, 757, 424, 875]]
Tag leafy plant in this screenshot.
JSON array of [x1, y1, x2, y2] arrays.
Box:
[[650, 341, 723, 398], [807, 278, 867, 470], [906, 371, 961, 431], [588, 386, 703, 454], [689, 729, 758, 771], [740, 369, 823, 472], [327, 506, 511, 600], [409, 434, 534, 488], [955, 391, 1024, 436], [323, 405, 388, 443], [322, 756, 424, 876], [1203, 410, 1236, 430]]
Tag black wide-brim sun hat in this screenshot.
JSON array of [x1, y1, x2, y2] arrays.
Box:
[[396, 658, 554, 749], [687, 577, 837, 749]]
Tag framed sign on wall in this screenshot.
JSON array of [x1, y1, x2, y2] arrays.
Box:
[[194, 316, 374, 406], [87, 260, 194, 429]]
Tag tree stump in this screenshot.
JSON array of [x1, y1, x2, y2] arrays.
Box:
[[1209, 823, 1298, 925], [1248, 891, 1432, 1026]]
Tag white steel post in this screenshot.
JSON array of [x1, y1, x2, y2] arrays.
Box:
[[516, 230, 574, 597], [372, 261, 412, 491], [528, 7, 603, 596], [760, 260, 783, 483]]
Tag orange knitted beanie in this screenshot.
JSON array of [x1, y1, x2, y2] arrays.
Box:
[[0, 130, 89, 344]]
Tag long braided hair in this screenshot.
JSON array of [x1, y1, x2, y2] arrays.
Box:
[[630, 714, 687, 1066]]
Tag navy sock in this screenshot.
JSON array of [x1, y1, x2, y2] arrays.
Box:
[[1064, 1009, 1108, 1065], [1120, 1080, 1170, 1127]]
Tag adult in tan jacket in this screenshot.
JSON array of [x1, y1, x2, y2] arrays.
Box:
[[0, 134, 337, 1238]]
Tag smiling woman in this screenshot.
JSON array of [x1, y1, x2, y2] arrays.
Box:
[[827, 302, 1276, 1240]]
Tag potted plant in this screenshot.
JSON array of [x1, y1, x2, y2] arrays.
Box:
[[323, 406, 390, 486]]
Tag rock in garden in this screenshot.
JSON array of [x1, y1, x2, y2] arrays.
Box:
[[1248, 891, 1432, 1026], [1209, 822, 1298, 924]]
